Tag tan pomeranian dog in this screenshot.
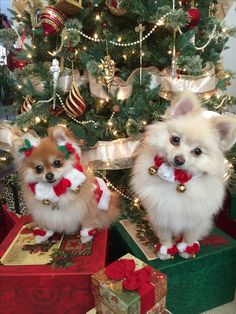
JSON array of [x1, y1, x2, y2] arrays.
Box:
[[131, 92, 236, 260], [12, 126, 120, 243]]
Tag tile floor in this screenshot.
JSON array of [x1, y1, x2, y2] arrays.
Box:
[[202, 292, 236, 314]]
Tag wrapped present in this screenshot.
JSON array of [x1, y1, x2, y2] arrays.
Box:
[[0, 206, 108, 313], [112, 221, 236, 314], [92, 253, 167, 314]]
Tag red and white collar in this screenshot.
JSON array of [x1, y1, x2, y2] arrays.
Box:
[[29, 158, 86, 203], [149, 155, 201, 192], [28, 158, 111, 210]]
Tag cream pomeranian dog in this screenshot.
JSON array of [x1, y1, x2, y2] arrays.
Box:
[[131, 92, 236, 260], [12, 126, 120, 243]]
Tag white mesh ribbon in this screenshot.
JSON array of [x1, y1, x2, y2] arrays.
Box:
[[82, 137, 141, 170]]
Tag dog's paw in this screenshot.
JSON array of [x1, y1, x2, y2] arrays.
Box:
[[80, 228, 97, 243], [179, 252, 194, 259], [34, 229, 54, 243], [177, 241, 200, 258], [156, 243, 178, 260], [80, 235, 94, 243], [157, 252, 173, 260]]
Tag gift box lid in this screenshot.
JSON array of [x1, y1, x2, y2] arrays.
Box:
[[0, 211, 108, 276]]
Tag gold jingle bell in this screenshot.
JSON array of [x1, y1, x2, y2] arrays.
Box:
[[42, 199, 51, 205], [176, 184, 186, 193], [74, 186, 80, 194], [149, 166, 157, 175]]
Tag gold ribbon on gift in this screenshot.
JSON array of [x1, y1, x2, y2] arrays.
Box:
[[88, 62, 216, 101]]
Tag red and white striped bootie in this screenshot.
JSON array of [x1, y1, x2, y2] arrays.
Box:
[[80, 228, 97, 243], [177, 241, 200, 259], [156, 243, 179, 260], [33, 227, 54, 243]]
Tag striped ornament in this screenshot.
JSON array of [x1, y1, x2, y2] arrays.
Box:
[[65, 80, 86, 117], [40, 6, 66, 36], [20, 96, 35, 113]]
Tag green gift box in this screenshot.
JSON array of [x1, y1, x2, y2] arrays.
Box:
[[229, 191, 236, 219], [92, 253, 167, 314], [112, 221, 236, 314]]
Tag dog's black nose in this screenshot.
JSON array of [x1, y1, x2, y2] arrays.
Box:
[[174, 155, 185, 166], [45, 172, 54, 181]]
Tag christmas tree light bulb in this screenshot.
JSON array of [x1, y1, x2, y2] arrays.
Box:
[[27, 53, 32, 59], [95, 14, 101, 21], [94, 33, 98, 39], [117, 37, 122, 42], [35, 117, 41, 123], [107, 121, 113, 126]]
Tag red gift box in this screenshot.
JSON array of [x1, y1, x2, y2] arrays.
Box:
[[0, 207, 108, 314]]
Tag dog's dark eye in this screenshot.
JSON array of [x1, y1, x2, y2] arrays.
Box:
[[192, 147, 202, 156], [53, 160, 62, 168], [170, 135, 180, 146], [35, 165, 43, 174]]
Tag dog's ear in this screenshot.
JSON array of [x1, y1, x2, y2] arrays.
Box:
[[210, 115, 236, 151], [48, 126, 74, 145], [164, 92, 202, 119], [11, 128, 40, 165]]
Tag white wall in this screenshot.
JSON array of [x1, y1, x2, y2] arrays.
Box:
[[0, 0, 11, 18], [222, 1, 236, 97]]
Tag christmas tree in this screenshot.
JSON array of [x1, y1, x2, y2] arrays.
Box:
[[1, 0, 236, 223]]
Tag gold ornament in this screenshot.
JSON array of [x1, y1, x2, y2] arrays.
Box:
[[148, 166, 157, 175], [25, 0, 43, 28], [42, 199, 51, 205], [55, 0, 83, 15], [176, 184, 186, 193], [216, 62, 226, 80], [74, 186, 80, 194], [99, 55, 116, 90]]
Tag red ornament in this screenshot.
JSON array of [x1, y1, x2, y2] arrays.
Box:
[[187, 8, 201, 29], [40, 6, 66, 36], [7, 48, 28, 71]]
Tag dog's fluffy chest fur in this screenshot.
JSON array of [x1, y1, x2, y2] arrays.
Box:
[[131, 146, 225, 234], [22, 183, 90, 234]]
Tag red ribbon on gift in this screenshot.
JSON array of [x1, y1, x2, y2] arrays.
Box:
[[105, 259, 155, 314]]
